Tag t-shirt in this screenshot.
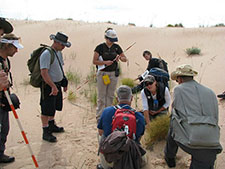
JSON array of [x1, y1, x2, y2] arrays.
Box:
[[94, 43, 123, 71], [40, 49, 64, 83], [97, 104, 145, 142]]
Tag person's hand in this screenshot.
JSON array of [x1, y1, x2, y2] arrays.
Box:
[[63, 86, 68, 92], [149, 110, 158, 115], [104, 60, 114, 66], [0, 70, 9, 91], [50, 85, 58, 96]]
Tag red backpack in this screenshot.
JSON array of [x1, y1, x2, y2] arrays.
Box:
[[112, 105, 137, 139]]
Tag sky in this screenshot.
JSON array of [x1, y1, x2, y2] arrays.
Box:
[[1, 0, 225, 27]]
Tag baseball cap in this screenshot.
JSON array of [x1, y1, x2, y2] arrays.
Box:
[[105, 29, 118, 42], [143, 75, 155, 83], [116, 85, 132, 102]]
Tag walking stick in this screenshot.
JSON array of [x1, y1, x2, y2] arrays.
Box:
[[0, 64, 39, 168]]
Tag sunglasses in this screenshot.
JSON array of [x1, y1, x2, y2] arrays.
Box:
[[145, 81, 154, 86]]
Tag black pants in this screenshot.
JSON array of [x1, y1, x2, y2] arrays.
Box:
[[0, 108, 9, 156], [164, 129, 220, 169]]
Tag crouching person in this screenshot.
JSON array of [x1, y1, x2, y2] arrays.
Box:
[[97, 85, 146, 169]]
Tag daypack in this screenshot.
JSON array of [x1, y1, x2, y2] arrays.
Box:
[[27, 44, 55, 87], [149, 67, 170, 88], [148, 58, 168, 73], [112, 105, 136, 139]]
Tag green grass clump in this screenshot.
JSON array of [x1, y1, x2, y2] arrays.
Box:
[[121, 78, 135, 88], [67, 90, 76, 102], [66, 69, 81, 86], [186, 47, 201, 56], [90, 88, 97, 106], [144, 114, 170, 149]]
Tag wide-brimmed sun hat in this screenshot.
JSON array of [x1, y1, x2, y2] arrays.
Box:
[[0, 17, 13, 34], [171, 64, 198, 80], [50, 32, 71, 47], [105, 29, 118, 42]]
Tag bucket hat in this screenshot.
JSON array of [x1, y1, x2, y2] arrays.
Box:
[[50, 32, 71, 47], [171, 64, 198, 80], [0, 17, 13, 34]]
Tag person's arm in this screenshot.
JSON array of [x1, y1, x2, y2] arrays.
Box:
[[41, 69, 58, 96], [0, 70, 9, 91], [141, 90, 150, 125], [98, 129, 104, 136], [118, 53, 127, 62], [92, 51, 113, 66]]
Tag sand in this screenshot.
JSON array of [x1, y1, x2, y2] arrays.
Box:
[[0, 19, 224, 169]]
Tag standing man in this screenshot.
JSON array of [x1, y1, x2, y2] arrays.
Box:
[[40, 32, 71, 142], [0, 33, 23, 163], [164, 64, 222, 168], [0, 17, 13, 91]]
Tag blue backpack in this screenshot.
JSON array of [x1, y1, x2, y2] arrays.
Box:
[[149, 68, 170, 88]]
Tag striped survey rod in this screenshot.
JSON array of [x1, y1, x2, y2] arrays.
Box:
[[3, 89, 39, 168]]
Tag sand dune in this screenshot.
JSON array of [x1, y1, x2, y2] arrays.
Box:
[[1, 19, 224, 169]]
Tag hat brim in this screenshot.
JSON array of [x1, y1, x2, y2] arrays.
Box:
[[50, 34, 71, 48], [171, 71, 197, 80], [12, 42, 23, 49], [107, 37, 118, 42], [0, 20, 13, 34]]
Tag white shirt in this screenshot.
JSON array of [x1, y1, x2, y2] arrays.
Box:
[[141, 87, 171, 111]]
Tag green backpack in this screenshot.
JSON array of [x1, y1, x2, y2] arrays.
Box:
[[27, 44, 55, 88]]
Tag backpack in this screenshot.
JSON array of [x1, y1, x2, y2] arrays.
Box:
[[27, 44, 55, 87], [112, 105, 136, 139], [149, 67, 170, 88], [148, 58, 168, 73]]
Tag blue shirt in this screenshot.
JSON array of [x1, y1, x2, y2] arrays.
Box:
[[97, 104, 145, 141]]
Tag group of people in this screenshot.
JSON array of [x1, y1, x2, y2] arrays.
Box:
[[94, 28, 222, 169], [0, 18, 223, 169]]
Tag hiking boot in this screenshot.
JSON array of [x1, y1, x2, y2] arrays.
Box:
[[217, 92, 225, 99], [164, 156, 176, 168], [43, 127, 57, 142], [0, 154, 15, 163], [96, 164, 104, 169], [48, 120, 64, 133]]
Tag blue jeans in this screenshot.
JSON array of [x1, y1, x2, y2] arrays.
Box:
[[164, 129, 220, 169]]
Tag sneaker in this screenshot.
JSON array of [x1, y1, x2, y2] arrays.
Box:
[[164, 156, 176, 168], [217, 92, 225, 99], [48, 120, 65, 133], [0, 154, 15, 163], [96, 164, 104, 169]]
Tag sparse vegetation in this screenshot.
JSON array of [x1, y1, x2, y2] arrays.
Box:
[[21, 78, 30, 86], [186, 47, 201, 56], [66, 69, 81, 86], [67, 90, 76, 102], [89, 88, 97, 106], [167, 23, 184, 28], [144, 114, 170, 149], [121, 78, 136, 88], [214, 23, 225, 27], [128, 23, 136, 26]]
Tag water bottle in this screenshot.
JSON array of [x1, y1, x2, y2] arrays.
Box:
[[124, 125, 129, 135], [153, 99, 159, 111]]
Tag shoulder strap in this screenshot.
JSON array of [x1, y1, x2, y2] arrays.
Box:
[[52, 50, 65, 77]]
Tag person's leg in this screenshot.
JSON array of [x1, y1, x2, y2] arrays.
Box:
[[96, 71, 107, 122], [105, 72, 118, 107], [98, 134, 113, 169], [164, 128, 178, 167], [0, 108, 14, 163], [48, 85, 64, 133], [177, 143, 219, 169], [40, 85, 57, 142]]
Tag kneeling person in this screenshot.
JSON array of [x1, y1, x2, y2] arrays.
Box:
[[97, 85, 146, 169]]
